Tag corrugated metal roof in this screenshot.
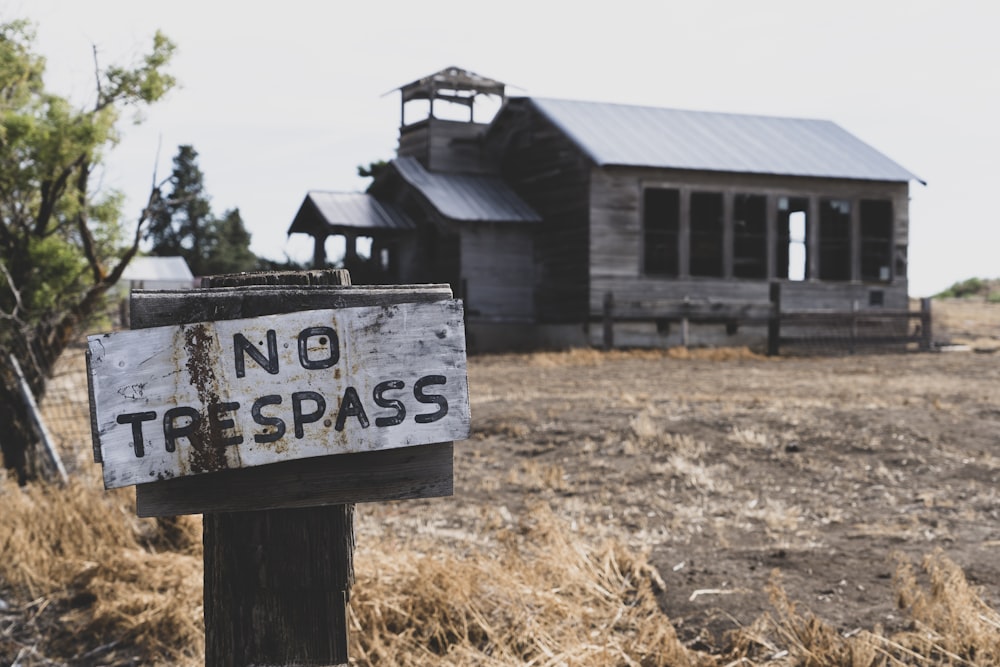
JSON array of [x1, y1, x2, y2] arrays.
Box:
[[527, 97, 923, 184], [295, 191, 416, 231], [392, 157, 541, 222]]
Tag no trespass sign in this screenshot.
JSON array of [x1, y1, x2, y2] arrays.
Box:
[[87, 299, 469, 489]]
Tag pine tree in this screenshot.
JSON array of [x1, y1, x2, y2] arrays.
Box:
[[147, 145, 258, 276]]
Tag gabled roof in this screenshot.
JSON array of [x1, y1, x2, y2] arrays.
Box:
[[523, 97, 923, 184], [395, 66, 505, 103], [288, 191, 416, 235], [391, 157, 541, 223]]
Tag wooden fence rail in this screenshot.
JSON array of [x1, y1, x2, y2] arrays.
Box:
[[600, 285, 932, 355]]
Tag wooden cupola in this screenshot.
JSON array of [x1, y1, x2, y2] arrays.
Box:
[[392, 66, 506, 174]]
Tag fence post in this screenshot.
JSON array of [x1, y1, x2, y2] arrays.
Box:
[[603, 292, 614, 351], [200, 270, 355, 666], [767, 282, 781, 357], [7, 353, 67, 484], [919, 297, 932, 351], [680, 296, 690, 348], [849, 300, 859, 354]]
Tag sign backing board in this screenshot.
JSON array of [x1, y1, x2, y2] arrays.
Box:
[[87, 299, 469, 489]]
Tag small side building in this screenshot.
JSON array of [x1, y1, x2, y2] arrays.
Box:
[[114, 256, 196, 327], [119, 256, 196, 291], [290, 67, 922, 350]]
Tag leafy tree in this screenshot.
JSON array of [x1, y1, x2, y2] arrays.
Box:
[[935, 277, 988, 299], [357, 159, 388, 181], [147, 144, 257, 275], [0, 20, 176, 482]]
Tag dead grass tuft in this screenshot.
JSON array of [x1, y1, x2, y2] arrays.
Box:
[[661, 346, 766, 361], [729, 552, 1000, 666], [508, 460, 568, 492], [890, 549, 1000, 663], [5, 474, 1000, 666], [0, 476, 203, 664], [350, 504, 701, 666]]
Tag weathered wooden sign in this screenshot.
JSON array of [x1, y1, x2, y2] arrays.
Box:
[[87, 299, 469, 489]]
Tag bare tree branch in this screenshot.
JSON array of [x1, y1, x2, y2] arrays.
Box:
[[92, 43, 102, 105], [0, 260, 25, 322], [72, 161, 105, 284], [35, 154, 87, 237]]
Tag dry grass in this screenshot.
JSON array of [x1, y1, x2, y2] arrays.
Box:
[[350, 503, 699, 666], [3, 299, 1000, 664], [729, 551, 1000, 666], [0, 476, 203, 665], [501, 346, 767, 368], [925, 297, 1000, 351], [3, 475, 1000, 665]]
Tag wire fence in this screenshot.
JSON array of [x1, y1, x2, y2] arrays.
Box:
[[25, 300, 126, 480], [36, 343, 94, 478], [776, 310, 926, 355]]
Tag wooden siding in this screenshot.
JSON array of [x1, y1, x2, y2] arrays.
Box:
[[487, 100, 591, 324], [589, 166, 910, 317], [460, 224, 535, 321], [397, 119, 497, 175]]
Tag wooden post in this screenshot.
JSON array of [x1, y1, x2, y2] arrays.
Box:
[[681, 296, 690, 348], [602, 292, 614, 351], [312, 233, 328, 269], [204, 505, 354, 665], [849, 300, 859, 354], [137, 270, 356, 666], [767, 282, 781, 357], [344, 233, 358, 275], [919, 297, 932, 351], [8, 353, 68, 484], [89, 268, 466, 666], [201, 270, 354, 666]]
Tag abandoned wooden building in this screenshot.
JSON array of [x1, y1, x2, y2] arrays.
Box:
[[289, 67, 922, 350]]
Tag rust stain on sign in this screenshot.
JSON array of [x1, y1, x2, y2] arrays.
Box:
[[182, 323, 235, 474]]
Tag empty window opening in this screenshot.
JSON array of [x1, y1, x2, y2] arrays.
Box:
[[819, 199, 851, 281], [733, 194, 767, 279], [860, 199, 893, 282], [324, 236, 347, 266], [403, 99, 433, 126], [355, 236, 373, 261], [869, 290, 885, 307], [777, 197, 809, 281], [643, 188, 680, 276], [895, 245, 908, 279], [690, 192, 724, 277], [787, 213, 807, 281]]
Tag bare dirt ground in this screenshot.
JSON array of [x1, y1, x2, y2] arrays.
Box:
[[361, 299, 1000, 653], [5, 298, 1000, 663]]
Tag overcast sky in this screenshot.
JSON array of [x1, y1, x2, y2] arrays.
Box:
[[5, 0, 998, 296]]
